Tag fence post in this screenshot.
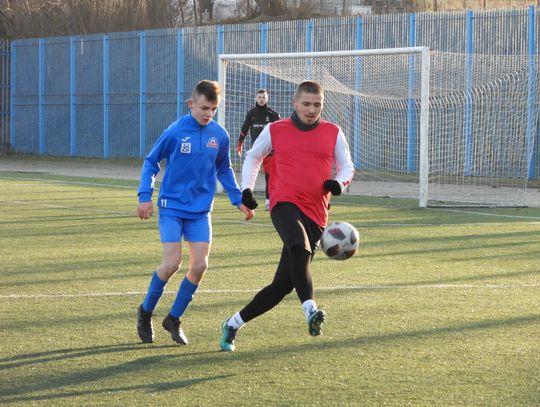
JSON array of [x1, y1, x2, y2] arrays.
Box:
[[176, 29, 184, 119], [139, 31, 146, 159], [0, 41, 8, 147], [527, 5, 537, 179], [407, 12, 417, 172], [260, 22, 268, 89], [103, 34, 109, 159], [353, 16, 363, 170], [216, 25, 225, 128], [305, 20, 314, 78], [306, 20, 314, 52], [217, 25, 224, 61], [38, 39, 45, 155], [217, 26, 225, 194], [70, 36, 76, 156], [9, 41, 15, 150], [464, 10, 474, 176]]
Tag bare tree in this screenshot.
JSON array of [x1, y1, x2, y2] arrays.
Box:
[[237, 0, 257, 20], [254, 0, 286, 16], [198, 0, 213, 21], [169, 0, 195, 26], [0, 0, 185, 39]]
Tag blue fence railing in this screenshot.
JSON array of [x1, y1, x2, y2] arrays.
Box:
[[0, 40, 9, 147], [4, 7, 540, 179]]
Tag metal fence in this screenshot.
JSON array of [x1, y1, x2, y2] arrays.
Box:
[[0, 40, 9, 148], [3, 6, 540, 179]]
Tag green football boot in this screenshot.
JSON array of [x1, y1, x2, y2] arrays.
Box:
[[220, 319, 238, 352], [308, 309, 327, 336]]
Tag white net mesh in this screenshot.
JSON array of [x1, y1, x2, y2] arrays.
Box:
[[427, 52, 538, 207], [220, 50, 538, 207]]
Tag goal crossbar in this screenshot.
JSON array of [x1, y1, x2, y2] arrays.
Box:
[[219, 47, 429, 61]]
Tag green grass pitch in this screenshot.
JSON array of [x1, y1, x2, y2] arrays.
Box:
[[0, 171, 538, 406]]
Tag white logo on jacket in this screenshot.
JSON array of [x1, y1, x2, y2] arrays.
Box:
[[181, 143, 191, 153]]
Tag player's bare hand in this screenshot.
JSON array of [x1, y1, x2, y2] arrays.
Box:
[[236, 141, 243, 157], [137, 202, 153, 219], [238, 204, 254, 221]]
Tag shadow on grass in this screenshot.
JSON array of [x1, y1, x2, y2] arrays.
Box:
[[1, 314, 537, 403], [1, 373, 232, 404], [0, 343, 182, 369], [197, 313, 540, 372], [0, 348, 230, 403]]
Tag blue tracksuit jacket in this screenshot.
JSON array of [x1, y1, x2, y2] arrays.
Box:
[[138, 114, 242, 215]]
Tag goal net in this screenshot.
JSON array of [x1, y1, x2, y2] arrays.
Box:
[[218, 48, 538, 207]]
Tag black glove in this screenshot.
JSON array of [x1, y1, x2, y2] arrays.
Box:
[[242, 188, 258, 209], [323, 179, 342, 196]]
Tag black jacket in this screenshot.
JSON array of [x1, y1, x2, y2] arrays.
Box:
[[239, 103, 280, 143]]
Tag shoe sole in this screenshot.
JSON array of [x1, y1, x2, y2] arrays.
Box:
[[137, 330, 154, 343]]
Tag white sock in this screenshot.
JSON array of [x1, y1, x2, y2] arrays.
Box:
[[302, 299, 317, 320], [227, 312, 245, 330]]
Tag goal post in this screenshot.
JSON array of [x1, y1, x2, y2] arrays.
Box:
[[218, 48, 537, 208]]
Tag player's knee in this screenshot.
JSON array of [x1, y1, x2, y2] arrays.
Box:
[[290, 244, 311, 256], [272, 280, 293, 297], [282, 284, 294, 296], [190, 259, 208, 276], [161, 258, 182, 276]]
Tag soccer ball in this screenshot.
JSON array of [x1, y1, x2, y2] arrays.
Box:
[[320, 221, 360, 260]]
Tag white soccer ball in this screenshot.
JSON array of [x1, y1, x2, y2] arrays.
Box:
[[320, 221, 360, 261]]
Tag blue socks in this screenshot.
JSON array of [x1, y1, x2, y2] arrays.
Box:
[[142, 273, 198, 319], [142, 271, 167, 313], [170, 276, 198, 319]]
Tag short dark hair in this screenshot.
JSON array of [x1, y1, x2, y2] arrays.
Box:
[[256, 89, 268, 94], [192, 80, 221, 103], [294, 81, 323, 99]]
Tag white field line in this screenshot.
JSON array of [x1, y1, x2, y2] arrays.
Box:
[[1, 197, 539, 227], [1, 283, 539, 299], [343, 201, 540, 221], [0, 175, 135, 189], [428, 207, 540, 221], [0, 198, 273, 227], [2, 176, 540, 223], [1, 199, 131, 215]]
